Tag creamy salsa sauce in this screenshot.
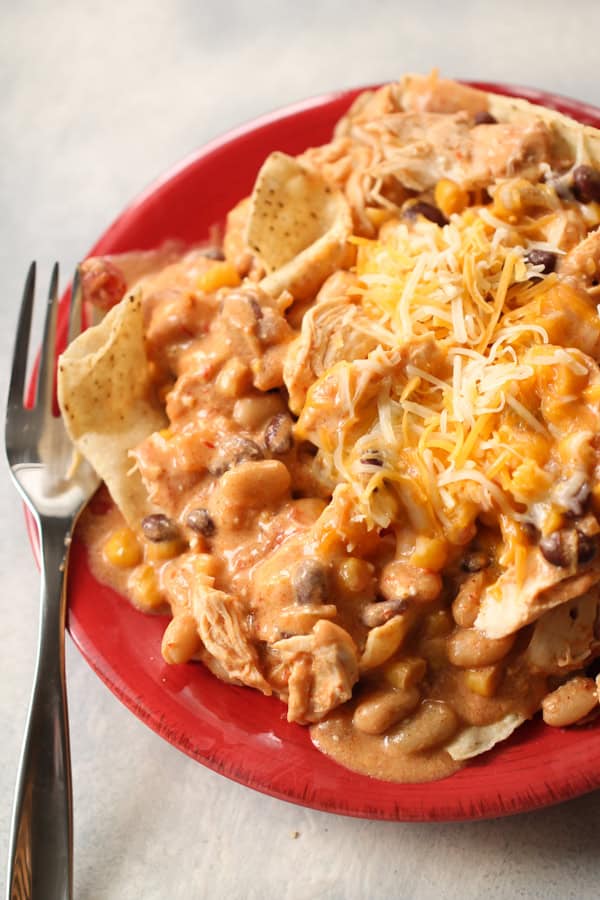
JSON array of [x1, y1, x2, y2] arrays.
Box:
[[80, 491, 548, 783]]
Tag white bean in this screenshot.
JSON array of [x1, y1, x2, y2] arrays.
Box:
[[452, 572, 485, 627], [209, 459, 291, 527], [392, 700, 459, 753], [542, 676, 599, 727], [161, 614, 200, 664], [447, 628, 515, 668], [353, 687, 421, 735], [215, 357, 251, 398], [233, 393, 284, 429]]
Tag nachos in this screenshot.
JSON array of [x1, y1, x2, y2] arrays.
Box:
[[59, 73, 600, 782]]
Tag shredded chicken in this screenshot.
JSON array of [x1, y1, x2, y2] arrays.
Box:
[[284, 273, 381, 413], [272, 620, 359, 723], [193, 585, 272, 694], [560, 227, 600, 286]]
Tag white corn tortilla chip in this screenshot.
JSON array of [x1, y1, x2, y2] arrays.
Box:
[[247, 151, 353, 300], [57, 292, 167, 529], [525, 588, 600, 674], [476, 552, 600, 641], [446, 713, 525, 761]]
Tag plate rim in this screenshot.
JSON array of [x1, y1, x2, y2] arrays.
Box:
[[28, 79, 600, 821]]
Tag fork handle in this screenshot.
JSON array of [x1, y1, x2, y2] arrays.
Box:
[[7, 521, 73, 900]]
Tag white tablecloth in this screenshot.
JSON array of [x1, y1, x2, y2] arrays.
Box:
[[2, 2, 599, 897]]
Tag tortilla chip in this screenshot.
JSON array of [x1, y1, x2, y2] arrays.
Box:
[[446, 713, 525, 761], [526, 588, 600, 674], [475, 545, 600, 640], [487, 93, 600, 168], [247, 151, 353, 300], [57, 292, 167, 529]]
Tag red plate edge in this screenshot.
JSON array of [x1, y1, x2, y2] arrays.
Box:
[[26, 81, 600, 822]]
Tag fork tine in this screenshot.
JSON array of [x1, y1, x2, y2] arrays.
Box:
[[36, 262, 60, 413], [7, 262, 36, 412], [67, 265, 82, 346]]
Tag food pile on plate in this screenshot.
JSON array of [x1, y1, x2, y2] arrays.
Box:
[[58, 73, 600, 781]]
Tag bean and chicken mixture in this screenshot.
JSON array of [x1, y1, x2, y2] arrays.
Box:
[[74, 74, 600, 782]]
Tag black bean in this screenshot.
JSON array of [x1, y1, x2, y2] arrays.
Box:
[[539, 530, 576, 567], [403, 201, 448, 228], [522, 522, 540, 542], [293, 560, 330, 605], [202, 247, 225, 260], [264, 413, 294, 455], [141, 513, 179, 542], [246, 293, 264, 321], [360, 450, 384, 467], [185, 507, 216, 537], [577, 532, 597, 564], [572, 165, 600, 203], [208, 436, 264, 476], [461, 552, 490, 573], [525, 249, 557, 274], [361, 598, 409, 628], [474, 110, 497, 125]]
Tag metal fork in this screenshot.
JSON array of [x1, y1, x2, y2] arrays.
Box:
[[5, 263, 100, 900]]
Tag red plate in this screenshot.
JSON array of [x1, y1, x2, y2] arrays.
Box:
[[40, 82, 600, 820]]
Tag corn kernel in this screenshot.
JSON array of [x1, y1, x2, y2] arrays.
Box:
[[215, 358, 252, 398], [410, 535, 448, 571], [418, 637, 447, 670], [365, 206, 393, 229], [337, 557, 373, 593], [129, 564, 164, 611], [145, 538, 184, 562], [104, 528, 142, 568], [196, 261, 240, 293], [434, 179, 468, 217], [384, 656, 427, 690], [540, 508, 564, 538], [422, 610, 453, 638], [464, 665, 503, 697]]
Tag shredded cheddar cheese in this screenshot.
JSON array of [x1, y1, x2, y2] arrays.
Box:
[[295, 185, 600, 564]]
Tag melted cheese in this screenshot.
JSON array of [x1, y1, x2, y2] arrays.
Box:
[[298, 188, 600, 554]]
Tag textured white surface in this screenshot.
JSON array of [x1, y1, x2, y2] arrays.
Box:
[[2, 2, 600, 898]]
